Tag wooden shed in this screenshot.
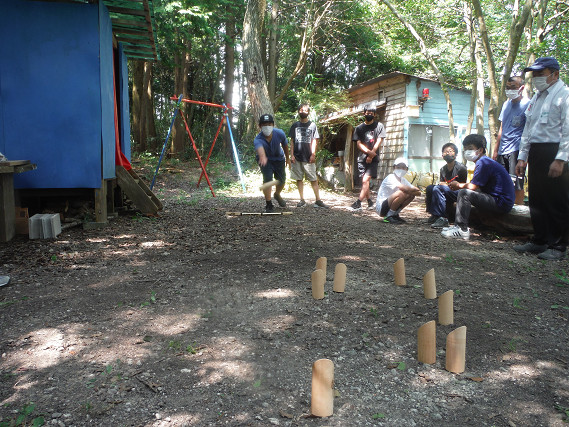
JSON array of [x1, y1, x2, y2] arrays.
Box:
[[320, 72, 488, 190], [0, 0, 158, 238]]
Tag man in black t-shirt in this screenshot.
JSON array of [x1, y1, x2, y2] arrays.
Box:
[[289, 105, 328, 208], [349, 106, 386, 211]]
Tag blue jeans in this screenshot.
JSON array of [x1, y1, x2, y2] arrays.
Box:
[[429, 185, 459, 218]]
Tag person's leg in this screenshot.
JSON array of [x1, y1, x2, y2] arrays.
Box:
[[260, 164, 274, 202], [431, 185, 449, 218], [273, 160, 287, 207], [297, 180, 304, 200], [303, 163, 320, 201], [527, 145, 550, 246], [360, 174, 371, 201], [504, 152, 525, 205], [456, 189, 501, 230], [310, 180, 320, 200], [290, 161, 304, 201], [425, 184, 434, 213]]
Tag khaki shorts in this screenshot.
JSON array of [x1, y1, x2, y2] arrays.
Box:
[[290, 161, 317, 181]]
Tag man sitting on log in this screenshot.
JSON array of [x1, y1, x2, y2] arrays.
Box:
[[441, 134, 515, 240]]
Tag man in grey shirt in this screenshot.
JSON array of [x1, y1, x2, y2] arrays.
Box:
[[514, 57, 569, 260]]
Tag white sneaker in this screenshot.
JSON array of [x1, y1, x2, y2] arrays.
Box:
[[441, 225, 470, 240]]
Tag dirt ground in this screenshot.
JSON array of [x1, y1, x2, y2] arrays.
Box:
[[1, 159, 569, 427]]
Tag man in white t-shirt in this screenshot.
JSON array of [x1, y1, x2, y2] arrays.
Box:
[[376, 157, 421, 224]]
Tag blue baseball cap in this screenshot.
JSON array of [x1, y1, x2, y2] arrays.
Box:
[[524, 57, 560, 72]]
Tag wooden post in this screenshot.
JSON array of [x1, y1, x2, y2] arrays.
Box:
[[438, 290, 454, 325], [311, 359, 334, 417], [394, 258, 406, 286], [423, 268, 436, 299], [417, 320, 436, 364], [333, 263, 347, 293], [94, 179, 108, 224], [0, 172, 15, 242], [311, 269, 325, 300], [344, 124, 353, 192], [315, 257, 327, 276], [446, 326, 467, 374]]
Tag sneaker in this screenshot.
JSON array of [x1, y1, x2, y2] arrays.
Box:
[[274, 192, 286, 207], [392, 214, 406, 223], [537, 248, 566, 260], [349, 200, 362, 211], [297, 199, 306, 208], [441, 225, 470, 240], [425, 214, 438, 224], [383, 215, 403, 224], [265, 202, 274, 213], [314, 200, 329, 208], [367, 199, 374, 209], [513, 242, 547, 254], [431, 217, 449, 229]]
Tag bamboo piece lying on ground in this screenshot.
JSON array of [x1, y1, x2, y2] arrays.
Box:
[[316, 257, 327, 275], [417, 320, 436, 364], [438, 290, 454, 325], [225, 211, 292, 216], [311, 269, 325, 299], [311, 359, 334, 417], [446, 326, 467, 374], [394, 258, 406, 286], [423, 268, 437, 299], [333, 263, 347, 292]]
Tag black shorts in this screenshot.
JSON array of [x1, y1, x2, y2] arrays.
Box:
[[357, 161, 378, 179], [379, 199, 389, 217], [259, 159, 286, 185], [497, 151, 524, 191]]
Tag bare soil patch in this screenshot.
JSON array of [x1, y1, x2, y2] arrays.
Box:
[[1, 159, 569, 426]]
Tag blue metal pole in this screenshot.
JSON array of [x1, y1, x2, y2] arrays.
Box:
[[150, 94, 183, 190], [224, 107, 246, 193]]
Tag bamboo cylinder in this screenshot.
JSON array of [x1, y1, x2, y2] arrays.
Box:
[[311, 269, 325, 300], [394, 258, 406, 286], [316, 257, 327, 275], [438, 290, 454, 325], [423, 268, 436, 299], [417, 320, 436, 364], [311, 358, 334, 417], [445, 326, 467, 374], [333, 263, 347, 292]]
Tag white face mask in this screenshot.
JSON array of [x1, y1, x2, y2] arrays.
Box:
[[464, 149, 480, 162], [261, 125, 273, 136], [394, 168, 407, 178], [505, 89, 521, 99], [533, 74, 552, 92]]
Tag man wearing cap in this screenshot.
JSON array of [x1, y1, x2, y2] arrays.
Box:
[[349, 106, 386, 211], [442, 134, 515, 240], [254, 114, 290, 213], [375, 157, 421, 224], [514, 57, 569, 260], [493, 76, 529, 205]]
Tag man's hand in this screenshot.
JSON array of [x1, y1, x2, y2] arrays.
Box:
[[491, 151, 498, 161], [290, 154, 296, 164], [515, 160, 527, 177], [309, 153, 316, 164], [258, 153, 268, 167], [549, 159, 565, 178], [449, 181, 460, 191]]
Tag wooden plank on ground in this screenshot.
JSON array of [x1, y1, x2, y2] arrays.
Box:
[[116, 165, 160, 215]]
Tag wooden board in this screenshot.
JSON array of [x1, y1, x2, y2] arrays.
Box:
[[0, 160, 31, 166]]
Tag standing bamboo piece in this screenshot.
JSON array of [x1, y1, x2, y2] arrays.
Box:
[[315, 257, 327, 275], [423, 268, 437, 299], [438, 290, 454, 325], [394, 258, 406, 286], [445, 326, 467, 374], [417, 320, 436, 364], [333, 263, 347, 292], [311, 359, 334, 417], [311, 269, 325, 300]]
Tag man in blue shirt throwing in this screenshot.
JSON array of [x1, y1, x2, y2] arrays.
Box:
[[493, 76, 529, 205], [441, 134, 515, 240], [254, 114, 290, 212]]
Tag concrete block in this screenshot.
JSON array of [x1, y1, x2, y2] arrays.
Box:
[[29, 213, 61, 239]]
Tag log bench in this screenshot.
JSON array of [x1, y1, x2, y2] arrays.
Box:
[[469, 205, 533, 234]]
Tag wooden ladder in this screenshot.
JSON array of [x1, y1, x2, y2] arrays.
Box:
[[116, 165, 163, 215]]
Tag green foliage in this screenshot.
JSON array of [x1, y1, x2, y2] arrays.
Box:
[[0, 402, 44, 427]]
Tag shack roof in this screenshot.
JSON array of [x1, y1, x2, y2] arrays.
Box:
[[43, 0, 158, 61]]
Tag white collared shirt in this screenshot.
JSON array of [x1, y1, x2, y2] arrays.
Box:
[[518, 79, 569, 162]]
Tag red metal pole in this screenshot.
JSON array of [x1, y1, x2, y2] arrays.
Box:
[[170, 96, 234, 110], [179, 109, 215, 197], [197, 112, 226, 188]]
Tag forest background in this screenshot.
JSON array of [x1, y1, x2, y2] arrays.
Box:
[[130, 0, 569, 167]]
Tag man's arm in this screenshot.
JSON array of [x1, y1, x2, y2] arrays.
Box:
[[450, 180, 479, 191], [283, 143, 290, 167], [309, 137, 317, 163], [289, 138, 296, 164], [256, 146, 268, 166], [549, 93, 569, 177], [492, 123, 502, 160], [369, 137, 383, 159]]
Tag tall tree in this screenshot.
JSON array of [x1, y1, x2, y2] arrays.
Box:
[[223, 4, 236, 158]]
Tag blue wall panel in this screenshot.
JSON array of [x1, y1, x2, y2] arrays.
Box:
[[0, 1, 103, 189], [99, 1, 116, 180], [118, 44, 131, 161]]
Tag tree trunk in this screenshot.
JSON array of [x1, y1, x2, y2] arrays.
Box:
[[243, 0, 273, 125], [379, 0, 455, 142], [268, 0, 279, 103], [143, 62, 158, 152], [464, 1, 485, 135], [471, 0, 499, 142], [223, 7, 236, 159], [172, 40, 191, 155], [131, 60, 145, 152]]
